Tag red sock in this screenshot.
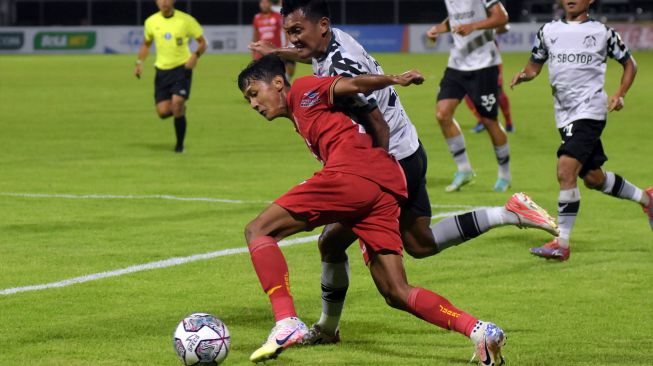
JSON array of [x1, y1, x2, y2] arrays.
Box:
[[498, 90, 512, 126], [248, 236, 297, 322], [406, 287, 478, 337], [464, 95, 482, 122]]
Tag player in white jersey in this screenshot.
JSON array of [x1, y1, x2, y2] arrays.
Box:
[[426, 0, 512, 193], [510, 0, 653, 261], [248, 1, 560, 361]]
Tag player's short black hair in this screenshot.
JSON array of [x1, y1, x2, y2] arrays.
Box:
[[238, 54, 290, 91], [280, 0, 330, 21]]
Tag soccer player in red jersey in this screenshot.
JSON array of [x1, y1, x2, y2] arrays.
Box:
[[239, 54, 507, 365], [252, 0, 284, 60]]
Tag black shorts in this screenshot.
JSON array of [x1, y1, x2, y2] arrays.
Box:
[[557, 119, 608, 177], [154, 65, 192, 104], [437, 66, 499, 119], [398, 141, 432, 218]]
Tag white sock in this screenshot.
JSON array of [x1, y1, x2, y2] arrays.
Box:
[[494, 143, 511, 181], [446, 133, 473, 173], [317, 261, 349, 334], [484, 206, 519, 227], [557, 188, 581, 247]]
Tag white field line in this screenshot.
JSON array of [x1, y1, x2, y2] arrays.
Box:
[[0, 192, 477, 209], [0, 234, 320, 296], [0, 192, 269, 205], [1, 191, 486, 296]]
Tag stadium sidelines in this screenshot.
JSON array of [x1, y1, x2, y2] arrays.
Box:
[[0, 191, 487, 296]]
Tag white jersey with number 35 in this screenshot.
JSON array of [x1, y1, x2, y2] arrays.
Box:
[[531, 19, 631, 128]]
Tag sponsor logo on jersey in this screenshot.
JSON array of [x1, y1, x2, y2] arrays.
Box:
[[550, 52, 594, 65], [451, 10, 476, 20], [300, 90, 321, 107]]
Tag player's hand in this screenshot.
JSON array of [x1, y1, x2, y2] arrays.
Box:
[[453, 23, 475, 36], [395, 70, 424, 86], [608, 94, 625, 112], [134, 63, 142, 79], [185, 54, 198, 70], [510, 70, 529, 89], [426, 25, 440, 41], [249, 41, 277, 57]]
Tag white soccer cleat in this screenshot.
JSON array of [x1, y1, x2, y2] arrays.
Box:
[[470, 321, 506, 366], [504, 192, 559, 236], [249, 317, 308, 363]]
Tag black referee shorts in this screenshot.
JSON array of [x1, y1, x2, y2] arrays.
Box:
[[437, 66, 499, 119], [557, 119, 608, 178], [398, 141, 432, 218], [154, 65, 192, 104]]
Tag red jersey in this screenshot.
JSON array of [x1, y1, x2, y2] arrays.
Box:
[[253, 11, 283, 59], [286, 76, 407, 200]]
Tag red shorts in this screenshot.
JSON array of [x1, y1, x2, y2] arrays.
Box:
[[275, 170, 403, 263]]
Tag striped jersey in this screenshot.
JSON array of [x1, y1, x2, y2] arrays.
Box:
[[311, 28, 419, 160], [444, 0, 502, 71], [530, 19, 631, 128]]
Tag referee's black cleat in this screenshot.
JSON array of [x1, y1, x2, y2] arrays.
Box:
[[174, 145, 184, 153]]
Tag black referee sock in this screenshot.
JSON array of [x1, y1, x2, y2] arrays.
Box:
[[174, 116, 186, 149]]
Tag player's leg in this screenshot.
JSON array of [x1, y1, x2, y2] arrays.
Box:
[[463, 95, 485, 133], [436, 68, 475, 192], [497, 64, 514, 132], [471, 66, 511, 192], [531, 154, 581, 261], [155, 100, 173, 119], [368, 252, 506, 365], [583, 168, 652, 230], [245, 203, 310, 362], [399, 143, 557, 258], [170, 66, 192, 153], [302, 223, 357, 345], [360, 190, 507, 364]]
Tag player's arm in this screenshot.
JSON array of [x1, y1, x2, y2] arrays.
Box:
[[332, 71, 424, 97], [357, 108, 390, 151], [510, 60, 543, 89], [608, 55, 637, 112], [454, 2, 508, 36], [185, 35, 206, 70], [134, 39, 152, 79], [249, 42, 311, 64], [426, 17, 450, 41]]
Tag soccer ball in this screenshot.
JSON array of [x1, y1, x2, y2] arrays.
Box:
[[173, 313, 230, 365]]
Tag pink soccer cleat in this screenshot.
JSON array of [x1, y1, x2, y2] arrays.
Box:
[[505, 193, 559, 236], [530, 238, 570, 261], [642, 187, 653, 231]]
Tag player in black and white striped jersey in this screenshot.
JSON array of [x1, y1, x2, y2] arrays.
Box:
[[511, 0, 652, 261], [427, 0, 512, 193]]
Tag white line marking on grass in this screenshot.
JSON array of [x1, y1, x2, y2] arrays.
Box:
[[0, 204, 487, 296], [2, 192, 481, 209], [0, 192, 270, 205], [0, 234, 319, 296]]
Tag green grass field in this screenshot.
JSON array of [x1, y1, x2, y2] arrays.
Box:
[[0, 52, 652, 366]]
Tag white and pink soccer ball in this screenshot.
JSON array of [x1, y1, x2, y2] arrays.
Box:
[[173, 313, 230, 365]]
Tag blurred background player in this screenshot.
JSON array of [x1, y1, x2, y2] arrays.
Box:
[[511, 0, 652, 261], [467, 25, 514, 133], [238, 54, 507, 365], [252, 0, 296, 79], [251, 0, 558, 351], [134, 0, 206, 153], [427, 0, 512, 192]]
